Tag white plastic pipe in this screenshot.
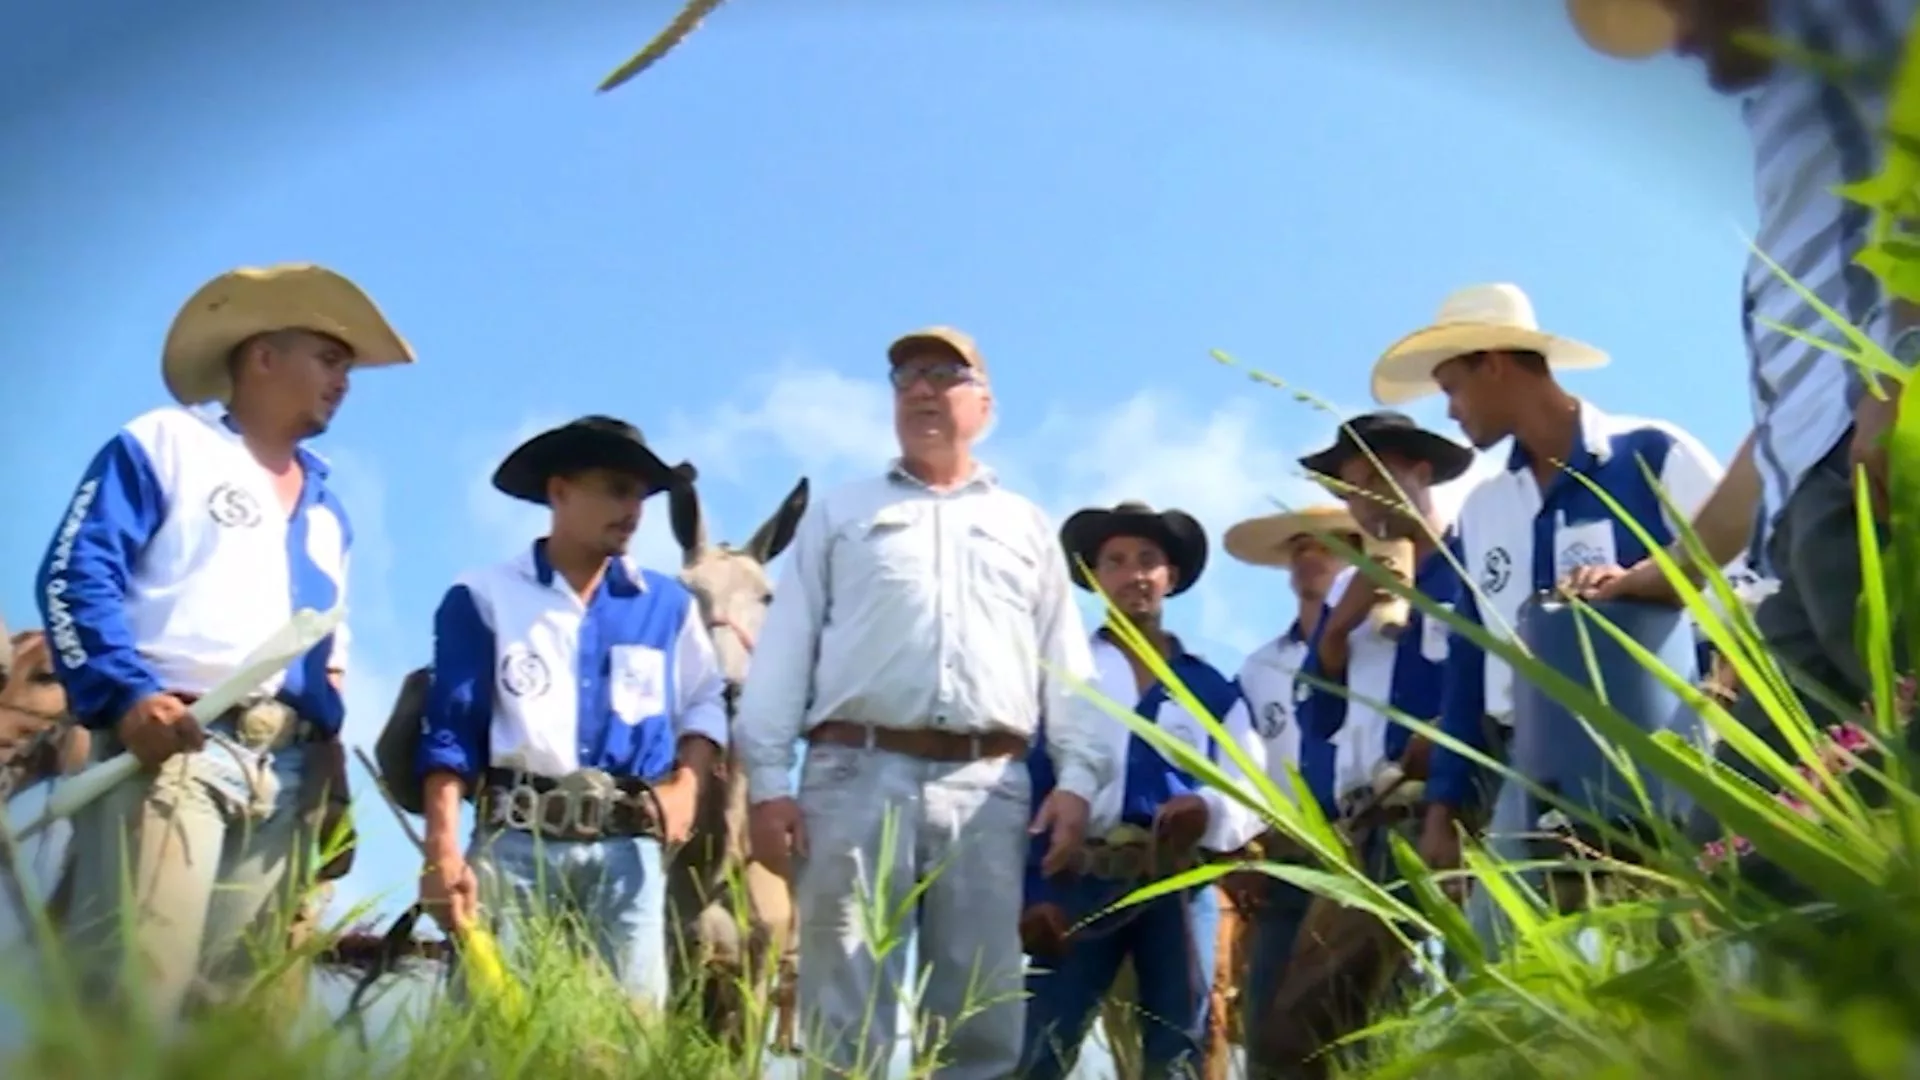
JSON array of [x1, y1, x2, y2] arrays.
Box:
[[5, 603, 346, 842]]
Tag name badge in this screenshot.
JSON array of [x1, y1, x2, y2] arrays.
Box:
[[1554, 518, 1618, 583], [610, 645, 668, 724]]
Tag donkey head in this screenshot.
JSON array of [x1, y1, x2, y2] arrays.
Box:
[[668, 477, 811, 695]]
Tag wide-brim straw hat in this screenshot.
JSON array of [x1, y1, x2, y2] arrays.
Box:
[[161, 263, 414, 406], [1223, 505, 1362, 570], [1370, 283, 1610, 407], [1565, 0, 1680, 60]]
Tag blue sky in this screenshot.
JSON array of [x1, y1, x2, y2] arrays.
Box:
[[0, 0, 1760, 930]]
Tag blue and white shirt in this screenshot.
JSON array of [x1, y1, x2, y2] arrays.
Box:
[[1297, 541, 1462, 802], [34, 405, 352, 733], [1427, 403, 1722, 808], [417, 540, 729, 784], [1023, 630, 1266, 906], [1740, 0, 1914, 558], [1238, 622, 1337, 814]]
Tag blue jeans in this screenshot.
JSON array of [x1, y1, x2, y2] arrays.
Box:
[[1019, 876, 1219, 1079], [466, 827, 669, 1005]]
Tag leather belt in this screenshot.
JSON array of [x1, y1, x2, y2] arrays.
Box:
[[806, 720, 1028, 763], [478, 767, 664, 842]]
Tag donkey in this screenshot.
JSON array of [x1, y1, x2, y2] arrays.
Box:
[[664, 474, 810, 1052]]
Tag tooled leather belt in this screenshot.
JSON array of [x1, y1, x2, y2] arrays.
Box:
[[806, 720, 1029, 762]]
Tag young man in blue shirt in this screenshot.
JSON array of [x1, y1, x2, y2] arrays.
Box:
[[36, 263, 413, 1023], [415, 416, 729, 1008], [1250, 412, 1471, 1077], [1017, 501, 1266, 1080]]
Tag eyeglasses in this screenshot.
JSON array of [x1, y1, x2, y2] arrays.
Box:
[[890, 359, 977, 391]]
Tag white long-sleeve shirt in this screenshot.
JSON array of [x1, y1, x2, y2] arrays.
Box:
[[735, 461, 1113, 805]]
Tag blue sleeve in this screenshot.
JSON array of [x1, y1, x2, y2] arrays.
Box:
[[1427, 537, 1489, 809], [34, 432, 169, 730], [1296, 605, 1348, 741], [417, 584, 495, 784]]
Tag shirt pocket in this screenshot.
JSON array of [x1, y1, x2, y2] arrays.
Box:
[[608, 644, 668, 725], [967, 522, 1037, 612], [838, 502, 929, 586]]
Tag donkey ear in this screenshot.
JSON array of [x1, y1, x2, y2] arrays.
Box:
[[668, 481, 707, 566], [744, 477, 811, 565]]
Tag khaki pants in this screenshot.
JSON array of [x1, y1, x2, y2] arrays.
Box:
[[61, 728, 315, 1025]]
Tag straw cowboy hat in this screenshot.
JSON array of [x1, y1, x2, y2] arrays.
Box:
[[1565, 0, 1680, 60], [161, 263, 414, 406], [1369, 283, 1610, 407], [1223, 505, 1363, 570], [1059, 501, 1208, 597], [493, 415, 698, 505], [1299, 411, 1476, 488]]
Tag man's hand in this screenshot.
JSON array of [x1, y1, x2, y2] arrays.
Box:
[[1558, 563, 1634, 601], [116, 692, 204, 768], [1220, 868, 1269, 914], [1850, 385, 1901, 523], [749, 796, 809, 880], [1418, 804, 1467, 902], [653, 765, 702, 845], [1019, 902, 1070, 961], [1030, 789, 1090, 877], [420, 847, 479, 935], [1152, 793, 1209, 853], [1326, 574, 1388, 636]]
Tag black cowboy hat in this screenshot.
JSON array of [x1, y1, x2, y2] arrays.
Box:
[[1059, 501, 1209, 597], [492, 415, 698, 506], [1298, 410, 1475, 487]]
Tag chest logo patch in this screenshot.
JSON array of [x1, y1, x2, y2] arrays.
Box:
[[1481, 546, 1512, 595], [207, 483, 263, 529], [499, 646, 553, 698]]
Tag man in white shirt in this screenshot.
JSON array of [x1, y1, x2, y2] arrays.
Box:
[[734, 326, 1111, 1080], [1017, 501, 1266, 1080], [1365, 284, 1722, 886], [1564, 0, 1919, 864], [415, 416, 727, 1008], [1217, 504, 1358, 1053], [35, 263, 413, 1022]]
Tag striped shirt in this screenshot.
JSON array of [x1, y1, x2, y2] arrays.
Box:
[[1742, 0, 1913, 562]]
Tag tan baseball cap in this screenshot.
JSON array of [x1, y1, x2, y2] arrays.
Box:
[[887, 325, 987, 377]]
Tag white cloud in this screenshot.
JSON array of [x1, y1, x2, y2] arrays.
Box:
[[633, 365, 1511, 662]]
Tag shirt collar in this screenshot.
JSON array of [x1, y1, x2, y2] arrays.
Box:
[[1503, 398, 1611, 475], [1282, 618, 1307, 645], [209, 408, 330, 478], [1092, 624, 1194, 665], [524, 538, 646, 597], [887, 458, 998, 492]]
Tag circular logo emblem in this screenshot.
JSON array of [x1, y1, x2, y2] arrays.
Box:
[[1481, 546, 1512, 595], [498, 647, 552, 698], [207, 483, 263, 529], [1257, 699, 1288, 740]]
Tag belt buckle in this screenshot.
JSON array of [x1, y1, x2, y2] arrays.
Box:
[[549, 768, 615, 839], [234, 699, 293, 751], [503, 773, 541, 832]]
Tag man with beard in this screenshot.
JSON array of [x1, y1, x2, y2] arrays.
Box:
[[1246, 413, 1472, 1078], [1365, 283, 1723, 901], [1563, 0, 1920, 851], [415, 416, 728, 1009], [34, 263, 413, 1023], [1216, 505, 1359, 1063], [1017, 501, 1266, 1080]]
